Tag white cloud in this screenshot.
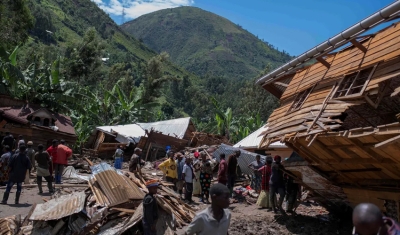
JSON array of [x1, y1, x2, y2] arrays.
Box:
[[94, 0, 195, 19]]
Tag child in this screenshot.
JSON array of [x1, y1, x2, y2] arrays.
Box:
[[143, 179, 159, 235], [186, 183, 231, 235]]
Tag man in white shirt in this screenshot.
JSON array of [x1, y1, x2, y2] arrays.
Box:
[[182, 158, 195, 203], [186, 183, 231, 235]]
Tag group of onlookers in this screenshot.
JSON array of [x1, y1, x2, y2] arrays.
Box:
[[0, 132, 72, 205]]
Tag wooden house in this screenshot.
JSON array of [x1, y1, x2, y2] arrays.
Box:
[[0, 95, 76, 148], [257, 5, 400, 218]]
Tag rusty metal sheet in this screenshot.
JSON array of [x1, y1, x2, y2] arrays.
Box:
[[30, 191, 86, 221], [0, 215, 20, 234], [90, 163, 145, 207]]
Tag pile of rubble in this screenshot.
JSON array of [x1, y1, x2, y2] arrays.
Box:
[[0, 162, 197, 235]]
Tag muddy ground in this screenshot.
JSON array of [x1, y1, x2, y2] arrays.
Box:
[[0, 163, 353, 235], [175, 198, 352, 235]]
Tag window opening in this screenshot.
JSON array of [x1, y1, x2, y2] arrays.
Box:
[[43, 118, 50, 126], [288, 87, 313, 113], [334, 66, 375, 98]]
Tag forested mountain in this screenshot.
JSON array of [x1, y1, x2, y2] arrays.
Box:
[[15, 0, 195, 83], [121, 6, 292, 80], [1, 0, 291, 146]]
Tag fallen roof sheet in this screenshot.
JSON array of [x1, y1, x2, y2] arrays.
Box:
[[97, 124, 145, 139], [233, 126, 287, 149], [0, 215, 20, 235], [137, 117, 191, 139], [89, 163, 145, 207], [212, 144, 267, 175], [30, 191, 86, 221]]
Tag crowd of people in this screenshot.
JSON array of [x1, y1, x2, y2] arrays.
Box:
[[0, 132, 72, 204]]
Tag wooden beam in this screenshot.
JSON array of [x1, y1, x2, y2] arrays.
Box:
[[324, 158, 396, 165], [375, 134, 400, 149], [347, 138, 384, 162], [316, 56, 331, 68], [262, 84, 283, 98], [311, 139, 344, 162], [350, 39, 367, 53], [274, 82, 288, 87], [324, 168, 382, 174], [307, 84, 337, 133]]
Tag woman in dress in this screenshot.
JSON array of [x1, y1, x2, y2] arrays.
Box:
[[256, 157, 273, 210], [199, 152, 213, 204], [0, 145, 12, 186], [192, 151, 202, 196]]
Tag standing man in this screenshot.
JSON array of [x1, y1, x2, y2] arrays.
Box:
[[186, 183, 231, 235], [227, 150, 240, 196], [353, 203, 400, 235], [143, 179, 159, 235], [46, 139, 58, 178], [269, 155, 285, 213], [113, 145, 124, 170], [26, 141, 36, 172], [35, 144, 54, 194], [158, 151, 178, 190], [218, 153, 228, 185], [176, 153, 186, 197], [1, 145, 31, 204], [285, 174, 300, 214], [17, 135, 25, 149], [55, 140, 72, 184], [182, 157, 195, 203], [1, 132, 14, 150], [129, 148, 142, 173], [248, 155, 263, 192]]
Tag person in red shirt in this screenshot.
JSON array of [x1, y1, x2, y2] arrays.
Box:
[[46, 139, 58, 181], [256, 157, 273, 211], [54, 139, 72, 184], [217, 153, 228, 185]]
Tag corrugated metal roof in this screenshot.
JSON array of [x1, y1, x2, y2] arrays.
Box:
[[89, 163, 145, 207], [30, 191, 86, 221], [137, 117, 191, 139], [96, 124, 145, 141], [212, 144, 267, 175], [0, 215, 19, 234], [233, 126, 287, 149]]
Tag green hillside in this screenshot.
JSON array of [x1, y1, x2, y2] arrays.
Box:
[[121, 6, 292, 80], [19, 0, 195, 80]]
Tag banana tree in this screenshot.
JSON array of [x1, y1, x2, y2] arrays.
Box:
[[210, 97, 238, 141]]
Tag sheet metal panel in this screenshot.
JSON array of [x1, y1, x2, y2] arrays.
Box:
[[212, 144, 267, 175], [30, 192, 86, 221], [90, 163, 145, 207], [233, 126, 287, 149], [137, 117, 191, 139]]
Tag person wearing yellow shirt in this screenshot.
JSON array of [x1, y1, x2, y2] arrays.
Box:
[[158, 151, 178, 191]]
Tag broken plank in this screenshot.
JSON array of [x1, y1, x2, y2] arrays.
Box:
[[374, 134, 400, 149]]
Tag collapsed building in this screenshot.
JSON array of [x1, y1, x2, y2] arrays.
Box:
[[85, 117, 230, 159], [0, 95, 76, 147], [256, 1, 400, 219]]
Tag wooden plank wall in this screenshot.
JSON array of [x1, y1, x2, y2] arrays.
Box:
[[264, 22, 400, 141], [2, 124, 76, 149]]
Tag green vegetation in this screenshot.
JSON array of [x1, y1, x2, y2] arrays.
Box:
[[0, 0, 291, 146]]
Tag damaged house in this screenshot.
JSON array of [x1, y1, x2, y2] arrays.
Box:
[[257, 2, 400, 218], [0, 95, 76, 147], [86, 117, 196, 159]]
